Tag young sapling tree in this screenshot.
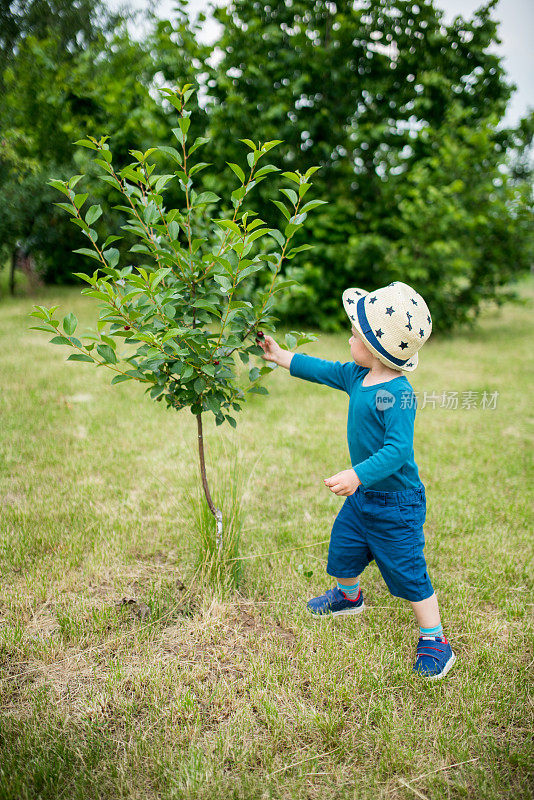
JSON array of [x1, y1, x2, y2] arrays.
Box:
[[29, 84, 326, 549]]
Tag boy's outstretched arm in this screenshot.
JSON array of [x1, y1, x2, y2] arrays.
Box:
[[258, 335, 353, 393], [257, 335, 294, 370]]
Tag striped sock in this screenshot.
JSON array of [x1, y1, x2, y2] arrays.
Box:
[[419, 623, 443, 639], [337, 581, 360, 601]]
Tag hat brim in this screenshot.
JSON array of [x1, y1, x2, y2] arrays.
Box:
[[342, 287, 419, 373]]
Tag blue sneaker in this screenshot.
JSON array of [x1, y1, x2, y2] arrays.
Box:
[[413, 635, 456, 680], [307, 586, 365, 618]]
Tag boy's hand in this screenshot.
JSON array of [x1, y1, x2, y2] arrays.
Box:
[[256, 335, 293, 370], [324, 469, 361, 496]]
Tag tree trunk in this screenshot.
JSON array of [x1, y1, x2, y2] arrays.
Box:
[[9, 249, 16, 296], [196, 412, 223, 549]]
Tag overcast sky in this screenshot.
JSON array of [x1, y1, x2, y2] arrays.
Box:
[[107, 0, 533, 126]]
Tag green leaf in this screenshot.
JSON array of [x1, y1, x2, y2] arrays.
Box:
[[100, 334, 117, 349], [248, 385, 268, 395], [231, 186, 246, 207], [157, 146, 182, 165], [50, 336, 72, 346], [286, 244, 315, 259], [300, 199, 328, 213], [53, 202, 76, 215], [188, 136, 210, 155], [111, 374, 132, 384], [102, 235, 122, 249], [73, 248, 101, 262], [48, 179, 70, 196], [29, 324, 56, 332], [85, 205, 102, 225], [150, 384, 165, 399], [213, 275, 232, 293], [285, 332, 297, 350], [239, 138, 257, 151], [255, 164, 281, 178], [284, 222, 298, 237], [83, 289, 110, 300], [236, 263, 263, 283], [205, 396, 220, 414], [281, 171, 301, 184], [193, 299, 221, 316], [73, 193, 89, 210], [270, 199, 290, 220], [226, 162, 245, 183], [178, 117, 190, 136], [143, 201, 159, 224], [189, 162, 211, 176], [214, 219, 241, 235], [103, 248, 120, 268], [74, 139, 97, 150], [225, 415, 237, 428], [67, 353, 95, 363], [246, 228, 270, 243], [63, 313, 77, 335], [269, 229, 285, 248], [246, 218, 265, 231], [96, 344, 117, 363], [155, 175, 175, 193], [249, 367, 260, 381], [194, 191, 220, 206], [280, 188, 298, 206], [261, 140, 283, 152]]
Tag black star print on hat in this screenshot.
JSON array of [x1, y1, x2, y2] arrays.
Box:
[[385, 306, 395, 316], [405, 311, 413, 331], [346, 298, 355, 305], [419, 328, 425, 338], [368, 296, 377, 304], [399, 341, 409, 350], [375, 328, 384, 338], [411, 298, 418, 306], [427, 315, 431, 324]]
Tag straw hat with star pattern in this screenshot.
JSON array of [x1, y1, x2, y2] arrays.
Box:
[[342, 281, 432, 372]]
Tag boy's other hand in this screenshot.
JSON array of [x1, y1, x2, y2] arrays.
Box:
[[256, 335, 293, 370], [324, 469, 362, 496]]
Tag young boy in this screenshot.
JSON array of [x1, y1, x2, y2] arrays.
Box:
[[257, 281, 456, 680]]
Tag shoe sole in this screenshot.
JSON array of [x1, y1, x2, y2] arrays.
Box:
[[419, 651, 456, 681], [308, 601, 365, 618]]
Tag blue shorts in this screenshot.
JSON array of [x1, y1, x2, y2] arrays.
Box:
[[326, 483, 434, 602]]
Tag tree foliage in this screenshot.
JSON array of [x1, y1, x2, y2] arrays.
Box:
[[203, 0, 531, 330], [30, 86, 321, 428]]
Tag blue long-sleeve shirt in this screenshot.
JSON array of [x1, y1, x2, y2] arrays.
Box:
[[289, 352, 422, 491]]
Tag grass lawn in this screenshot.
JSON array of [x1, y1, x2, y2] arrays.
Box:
[[0, 274, 532, 799]]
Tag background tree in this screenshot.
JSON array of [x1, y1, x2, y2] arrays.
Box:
[[0, 0, 206, 288], [201, 0, 529, 331]]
